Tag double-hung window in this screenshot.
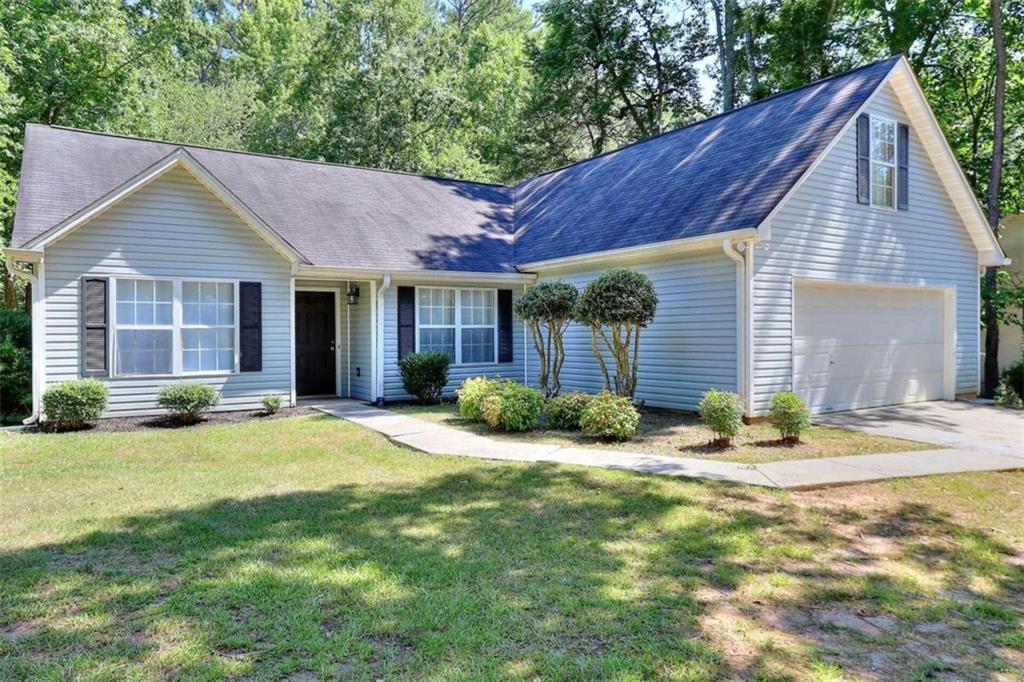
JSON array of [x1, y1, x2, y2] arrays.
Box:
[[869, 117, 897, 209], [112, 278, 237, 376], [416, 287, 496, 364]]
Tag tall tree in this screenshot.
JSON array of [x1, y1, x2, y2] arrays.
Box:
[[983, 0, 1007, 396]]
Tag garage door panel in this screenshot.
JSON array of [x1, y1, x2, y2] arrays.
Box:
[[793, 284, 946, 413]]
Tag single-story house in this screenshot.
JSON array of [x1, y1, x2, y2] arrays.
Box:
[[4, 56, 1006, 419]]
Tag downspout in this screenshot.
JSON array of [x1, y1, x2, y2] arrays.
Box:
[[375, 274, 392, 406], [722, 238, 755, 416], [7, 259, 42, 424]]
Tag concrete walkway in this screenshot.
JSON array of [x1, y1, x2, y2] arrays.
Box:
[[309, 400, 1024, 489]]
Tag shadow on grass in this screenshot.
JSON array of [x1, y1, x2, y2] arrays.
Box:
[[1, 460, 1021, 680]]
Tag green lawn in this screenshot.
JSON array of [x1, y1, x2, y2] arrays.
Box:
[[390, 402, 936, 464], [1, 415, 1022, 680]]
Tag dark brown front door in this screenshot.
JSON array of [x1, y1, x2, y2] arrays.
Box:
[[296, 291, 336, 396]]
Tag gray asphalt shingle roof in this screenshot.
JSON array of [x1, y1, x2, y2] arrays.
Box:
[[11, 57, 899, 272]]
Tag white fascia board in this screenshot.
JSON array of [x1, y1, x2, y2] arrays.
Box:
[[23, 148, 306, 264], [517, 228, 758, 274], [295, 265, 536, 284], [1, 247, 43, 263]]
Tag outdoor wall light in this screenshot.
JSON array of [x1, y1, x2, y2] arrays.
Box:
[[346, 283, 360, 305]]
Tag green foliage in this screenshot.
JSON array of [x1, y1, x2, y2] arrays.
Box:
[[574, 269, 658, 398], [457, 376, 498, 421], [398, 351, 450, 404], [0, 308, 31, 417], [545, 391, 592, 431], [768, 391, 811, 443], [579, 392, 639, 442], [699, 389, 743, 447], [514, 281, 578, 398], [157, 383, 221, 423], [261, 394, 282, 415], [41, 378, 109, 430], [994, 378, 1023, 409], [1002, 360, 1024, 397], [481, 380, 543, 432]]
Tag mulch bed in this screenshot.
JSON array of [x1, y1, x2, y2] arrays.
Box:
[[22, 405, 319, 434]]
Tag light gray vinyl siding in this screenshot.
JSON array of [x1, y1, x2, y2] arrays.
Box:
[[751, 83, 980, 413], [528, 250, 739, 411], [382, 280, 525, 400], [348, 281, 373, 400], [43, 167, 293, 416]]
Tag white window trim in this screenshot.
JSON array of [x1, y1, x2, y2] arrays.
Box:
[[414, 286, 499, 366], [868, 114, 898, 211], [109, 275, 240, 379]]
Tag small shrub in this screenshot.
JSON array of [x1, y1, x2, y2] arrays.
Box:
[[481, 381, 544, 432], [261, 394, 283, 414], [545, 392, 592, 430], [1001, 360, 1023, 397], [768, 391, 811, 443], [458, 376, 498, 421], [399, 351, 450, 404], [699, 389, 743, 447], [995, 378, 1024, 409], [579, 392, 640, 441], [42, 378, 109, 430], [157, 383, 220, 423]]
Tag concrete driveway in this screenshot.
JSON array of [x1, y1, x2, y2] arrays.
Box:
[[816, 401, 1024, 458]]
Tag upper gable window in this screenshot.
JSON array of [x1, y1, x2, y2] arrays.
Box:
[[869, 117, 896, 208]]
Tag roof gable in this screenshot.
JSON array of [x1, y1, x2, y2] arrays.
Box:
[[512, 57, 900, 266]]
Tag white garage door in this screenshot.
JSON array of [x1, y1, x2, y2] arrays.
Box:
[[793, 283, 946, 413]]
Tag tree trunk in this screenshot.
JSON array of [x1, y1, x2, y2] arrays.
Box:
[[710, 0, 738, 112], [983, 0, 1006, 397], [743, 25, 760, 99]]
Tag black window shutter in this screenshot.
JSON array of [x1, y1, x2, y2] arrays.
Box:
[[239, 282, 262, 372], [856, 113, 870, 205], [897, 123, 909, 210], [397, 286, 415, 359], [80, 277, 108, 377], [497, 289, 513, 364]]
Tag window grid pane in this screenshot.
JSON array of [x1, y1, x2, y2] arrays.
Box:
[[114, 279, 174, 375], [461, 327, 495, 364], [182, 281, 235, 373]]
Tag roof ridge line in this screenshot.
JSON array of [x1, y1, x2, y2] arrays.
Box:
[[514, 55, 902, 188], [37, 124, 511, 189]]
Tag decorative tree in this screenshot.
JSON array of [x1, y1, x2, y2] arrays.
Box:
[[574, 269, 658, 398], [514, 280, 578, 398]]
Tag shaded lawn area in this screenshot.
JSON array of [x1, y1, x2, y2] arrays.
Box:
[[391, 402, 935, 464], [1, 415, 1022, 681]]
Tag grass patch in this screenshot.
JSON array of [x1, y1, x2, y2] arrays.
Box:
[[1, 416, 1021, 679], [392, 402, 936, 463]]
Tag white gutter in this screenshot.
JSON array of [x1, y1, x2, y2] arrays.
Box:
[[375, 274, 392, 405], [722, 238, 755, 416]]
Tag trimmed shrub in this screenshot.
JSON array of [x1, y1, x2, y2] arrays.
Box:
[[157, 383, 220, 423], [579, 392, 640, 441], [481, 381, 544, 432], [42, 378, 109, 430], [261, 394, 283, 414], [458, 376, 498, 421], [768, 391, 811, 443], [398, 351, 450, 404], [995, 378, 1023, 409], [514, 281, 579, 398], [698, 389, 743, 447], [545, 391, 592, 430]]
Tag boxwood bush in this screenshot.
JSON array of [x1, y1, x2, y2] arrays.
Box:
[[545, 392, 592, 430], [768, 391, 811, 443], [157, 383, 220, 423], [458, 376, 498, 421], [481, 381, 544, 432], [398, 351, 450, 404], [579, 392, 639, 441], [42, 378, 109, 431], [698, 389, 743, 447], [261, 394, 283, 415]]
